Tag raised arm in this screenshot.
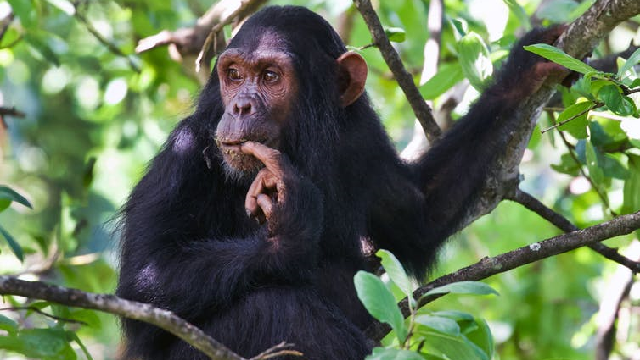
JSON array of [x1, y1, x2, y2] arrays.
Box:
[[369, 27, 569, 277]]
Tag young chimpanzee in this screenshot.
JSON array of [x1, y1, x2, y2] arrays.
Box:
[[116, 5, 567, 360]]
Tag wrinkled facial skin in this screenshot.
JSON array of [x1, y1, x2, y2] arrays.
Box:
[[214, 32, 298, 179]]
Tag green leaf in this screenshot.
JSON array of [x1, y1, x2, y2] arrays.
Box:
[[502, 0, 530, 30], [536, 0, 579, 22], [457, 32, 492, 91], [586, 140, 605, 186], [0, 186, 32, 209], [524, 44, 598, 75], [0, 328, 73, 358], [622, 155, 640, 215], [367, 347, 425, 360], [421, 281, 498, 299], [355, 271, 407, 342], [420, 63, 464, 100], [0, 315, 18, 332], [0, 225, 24, 262], [617, 48, 640, 79], [414, 314, 461, 335], [44, 0, 76, 15], [385, 27, 406, 44], [557, 101, 593, 138], [24, 33, 61, 67], [431, 310, 475, 322], [418, 331, 489, 360], [463, 319, 494, 360], [7, 0, 34, 27], [598, 85, 636, 116], [551, 154, 580, 176], [377, 250, 413, 298], [71, 332, 94, 360], [0, 199, 10, 213]]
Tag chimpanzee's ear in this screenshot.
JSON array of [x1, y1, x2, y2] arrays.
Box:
[[336, 52, 368, 107]]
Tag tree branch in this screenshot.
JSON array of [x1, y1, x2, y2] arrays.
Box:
[[507, 188, 640, 272], [71, 1, 140, 72], [0, 107, 25, 118], [0, 10, 14, 43], [195, 0, 265, 72], [353, 0, 442, 143], [0, 276, 244, 360], [455, 0, 640, 230], [135, 0, 266, 82], [367, 211, 640, 341], [595, 241, 640, 360]]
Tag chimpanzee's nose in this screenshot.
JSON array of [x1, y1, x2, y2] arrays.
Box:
[[232, 97, 253, 116]]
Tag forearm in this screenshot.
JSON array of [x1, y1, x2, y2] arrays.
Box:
[[117, 231, 319, 318]]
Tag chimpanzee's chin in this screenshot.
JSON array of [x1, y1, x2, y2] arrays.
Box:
[[220, 153, 262, 183]]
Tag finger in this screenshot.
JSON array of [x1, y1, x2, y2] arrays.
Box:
[[256, 194, 274, 220], [240, 141, 289, 177], [245, 170, 269, 217]]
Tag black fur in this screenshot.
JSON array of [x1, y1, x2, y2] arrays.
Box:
[[116, 6, 558, 359]]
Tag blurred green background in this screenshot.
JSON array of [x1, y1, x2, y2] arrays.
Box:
[[1, 0, 639, 359]]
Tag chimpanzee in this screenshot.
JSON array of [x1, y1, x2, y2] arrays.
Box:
[[116, 5, 568, 360]]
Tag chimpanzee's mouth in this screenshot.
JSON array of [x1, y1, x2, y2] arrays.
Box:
[[215, 137, 272, 150]]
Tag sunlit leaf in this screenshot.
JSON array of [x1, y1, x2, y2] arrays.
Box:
[[622, 155, 640, 215], [44, 0, 76, 15], [463, 319, 494, 360], [385, 27, 406, 44], [598, 85, 636, 116], [420, 63, 464, 100], [557, 101, 593, 138], [0, 186, 32, 209], [421, 281, 499, 299], [617, 48, 640, 79], [0, 315, 18, 332], [355, 271, 407, 342], [414, 314, 460, 335], [366, 347, 425, 360], [585, 140, 606, 186], [419, 330, 489, 360], [458, 32, 492, 90], [377, 249, 412, 298], [0, 224, 24, 262], [524, 44, 598, 75]]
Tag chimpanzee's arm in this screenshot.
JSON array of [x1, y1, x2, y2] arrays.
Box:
[[369, 27, 568, 277], [116, 119, 323, 319]]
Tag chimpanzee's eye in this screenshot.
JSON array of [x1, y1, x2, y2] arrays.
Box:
[[228, 68, 242, 81], [263, 70, 279, 83]]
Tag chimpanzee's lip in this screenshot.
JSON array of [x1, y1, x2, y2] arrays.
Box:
[[215, 138, 271, 149], [218, 140, 247, 146]]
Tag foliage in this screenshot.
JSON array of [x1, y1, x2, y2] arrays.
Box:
[[0, 0, 638, 359], [356, 250, 497, 360]]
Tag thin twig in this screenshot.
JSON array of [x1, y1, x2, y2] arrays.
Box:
[[353, 0, 441, 143], [554, 119, 616, 214], [0, 10, 14, 43], [71, 2, 140, 72], [0, 306, 87, 325], [0, 107, 25, 118], [541, 102, 600, 133], [507, 188, 640, 272], [195, 0, 263, 72], [249, 342, 302, 359], [367, 211, 640, 341]]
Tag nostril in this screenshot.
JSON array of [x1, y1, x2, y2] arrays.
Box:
[[232, 100, 252, 116]]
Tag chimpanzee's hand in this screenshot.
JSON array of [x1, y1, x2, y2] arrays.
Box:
[[498, 25, 572, 100], [240, 142, 323, 239]]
